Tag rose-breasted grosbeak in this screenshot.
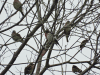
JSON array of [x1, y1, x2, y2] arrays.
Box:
[[45, 29, 61, 48]]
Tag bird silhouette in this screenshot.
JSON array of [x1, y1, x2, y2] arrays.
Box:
[[11, 30, 23, 42], [13, 0, 24, 16]]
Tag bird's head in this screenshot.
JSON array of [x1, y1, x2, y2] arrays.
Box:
[[45, 29, 50, 38], [65, 21, 70, 25], [45, 29, 49, 34], [72, 65, 77, 68], [84, 39, 89, 42], [12, 30, 16, 34]]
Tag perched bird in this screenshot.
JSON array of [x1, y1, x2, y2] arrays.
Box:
[[13, 0, 24, 16], [24, 63, 34, 75], [45, 29, 62, 48], [64, 21, 71, 42], [80, 39, 88, 50], [45, 29, 54, 44], [72, 65, 82, 74], [11, 30, 23, 42]]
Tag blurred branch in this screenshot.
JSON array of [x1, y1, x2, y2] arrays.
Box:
[[0, 0, 37, 33], [31, 0, 58, 74], [39, 43, 54, 75], [49, 61, 90, 67], [0, 0, 39, 74], [35, 0, 42, 74], [0, 0, 7, 14]]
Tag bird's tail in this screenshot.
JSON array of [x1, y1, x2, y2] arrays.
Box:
[[66, 35, 68, 42], [53, 37, 62, 49], [57, 43, 62, 49], [21, 11, 24, 16]]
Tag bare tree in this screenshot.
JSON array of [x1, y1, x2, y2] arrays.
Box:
[[0, 0, 100, 75]]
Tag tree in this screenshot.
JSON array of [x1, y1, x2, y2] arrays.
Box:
[[0, 0, 100, 75]]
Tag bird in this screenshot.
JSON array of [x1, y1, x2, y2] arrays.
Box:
[[80, 39, 88, 50], [45, 29, 62, 48], [72, 65, 82, 74], [13, 0, 24, 16], [24, 63, 34, 75], [11, 30, 23, 42], [64, 21, 71, 42], [45, 29, 54, 45]]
